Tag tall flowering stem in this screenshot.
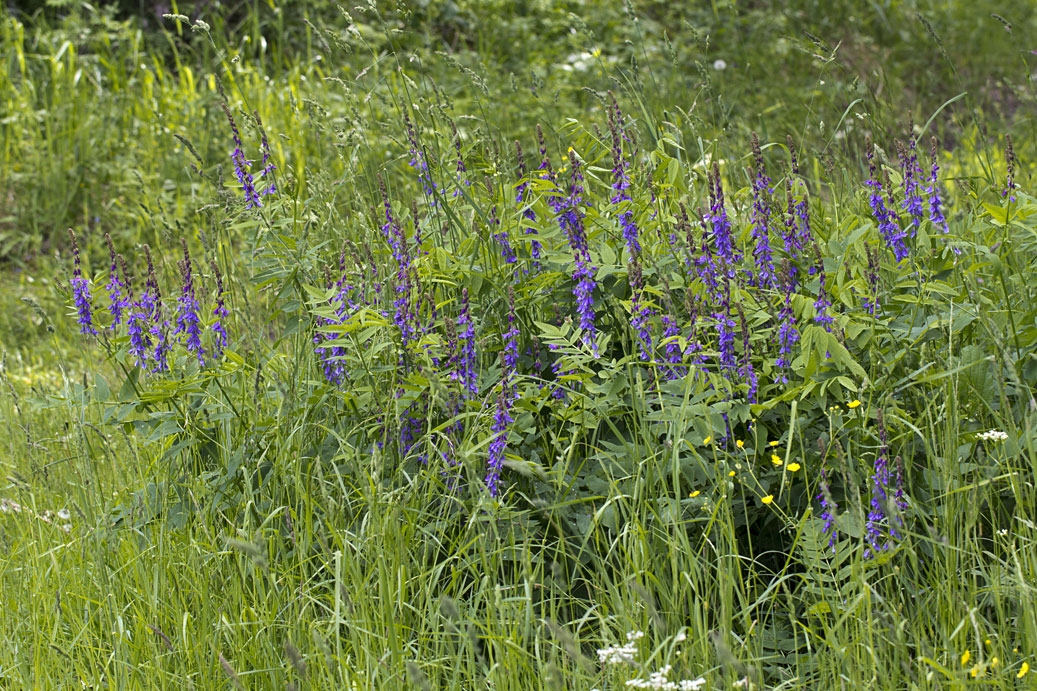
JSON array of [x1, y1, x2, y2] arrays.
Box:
[[736, 304, 758, 403], [68, 229, 97, 336], [774, 260, 799, 383], [896, 132, 925, 230], [103, 233, 127, 328], [708, 162, 737, 267], [451, 120, 472, 197], [924, 137, 955, 253], [749, 133, 776, 289], [210, 259, 229, 360], [865, 409, 904, 557], [866, 136, 908, 261], [812, 241, 834, 332], [1003, 136, 1016, 202], [608, 94, 640, 257], [222, 103, 261, 209], [144, 245, 170, 373], [403, 111, 438, 204], [817, 468, 839, 553], [254, 110, 277, 198], [485, 354, 514, 497], [174, 240, 205, 365], [456, 288, 478, 400], [628, 256, 653, 361], [563, 150, 598, 356], [514, 140, 541, 265]]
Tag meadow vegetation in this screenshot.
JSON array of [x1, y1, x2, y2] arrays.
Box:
[[1, 1, 1035, 689]]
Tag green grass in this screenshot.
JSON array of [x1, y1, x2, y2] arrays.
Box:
[[2, 1, 1037, 689]]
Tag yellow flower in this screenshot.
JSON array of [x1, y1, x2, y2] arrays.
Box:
[[1019, 661, 1030, 678], [703, 436, 712, 445], [728, 471, 736, 477], [736, 440, 744, 449], [787, 462, 801, 472], [761, 495, 774, 505], [689, 490, 701, 498], [969, 664, 981, 678], [771, 454, 783, 466], [961, 650, 971, 666], [769, 440, 780, 447], [847, 400, 861, 408], [991, 657, 999, 669]]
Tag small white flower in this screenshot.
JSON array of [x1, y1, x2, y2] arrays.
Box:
[[712, 59, 727, 71], [977, 429, 1009, 442], [57, 508, 71, 520]]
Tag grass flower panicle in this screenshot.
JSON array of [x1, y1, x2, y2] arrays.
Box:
[[1004, 135, 1016, 201]]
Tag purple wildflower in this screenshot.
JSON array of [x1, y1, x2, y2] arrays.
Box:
[[68, 229, 97, 336], [736, 304, 758, 403], [716, 274, 737, 374], [403, 111, 439, 204], [174, 240, 205, 365], [485, 353, 514, 497], [143, 246, 170, 373], [223, 103, 261, 209], [708, 162, 737, 266], [503, 287, 520, 381], [749, 133, 776, 288], [774, 260, 799, 382], [487, 177, 516, 265], [103, 233, 127, 328], [865, 410, 895, 557], [896, 134, 925, 230], [862, 244, 881, 317], [563, 151, 598, 356], [210, 260, 229, 360], [925, 137, 952, 241], [812, 241, 834, 331], [608, 93, 641, 257], [456, 288, 478, 400], [628, 256, 653, 361], [866, 137, 908, 261], [126, 252, 151, 368], [254, 110, 277, 198], [817, 468, 839, 553]]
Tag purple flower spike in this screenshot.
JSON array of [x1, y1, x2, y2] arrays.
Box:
[[210, 260, 229, 360], [865, 137, 909, 261], [749, 133, 776, 289], [223, 103, 261, 209], [774, 260, 799, 383], [628, 256, 653, 362], [896, 133, 925, 230], [456, 288, 478, 400], [817, 468, 839, 553], [708, 162, 738, 267], [68, 228, 97, 336], [174, 240, 205, 365], [608, 93, 641, 258], [564, 151, 598, 356], [103, 233, 127, 328]]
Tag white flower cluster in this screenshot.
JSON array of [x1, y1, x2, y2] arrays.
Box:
[[597, 631, 644, 666], [1, 498, 72, 532], [625, 666, 706, 690], [977, 429, 1009, 442]]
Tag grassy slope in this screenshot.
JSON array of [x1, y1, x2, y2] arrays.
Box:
[[1, 2, 1036, 689]]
